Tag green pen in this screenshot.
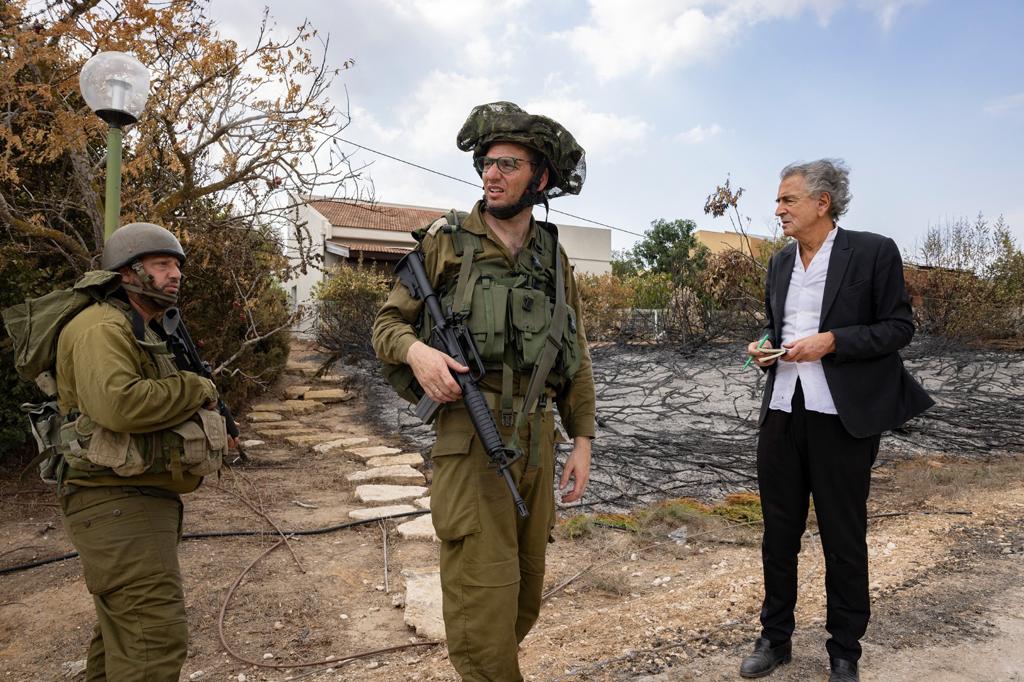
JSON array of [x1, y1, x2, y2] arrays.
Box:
[[744, 333, 770, 369]]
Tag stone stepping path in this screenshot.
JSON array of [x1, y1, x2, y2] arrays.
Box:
[[282, 399, 327, 414], [347, 445, 402, 462], [304, 388, 353, 403], [397, 514, 437, 541], [402, 568, 445, 640], [283, 385, 311, 400], [346, 465, 425, 485], [313, 436, 370, 454], [285, 360, 319, 376], [251, 420, 304, 429], [255, 427, 322, 438], [248, 411, 284, 423], [354, 484, 428, 504], [241, 380, 444, 640], [365, 453, 424, 468], [284, 433, 341, 447], [348, 504, 418, 521]]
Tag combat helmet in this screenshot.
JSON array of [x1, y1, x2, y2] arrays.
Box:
[[101, 222, 185, 308], [101, 222, 186, 271], [457, 101, 586, 199]]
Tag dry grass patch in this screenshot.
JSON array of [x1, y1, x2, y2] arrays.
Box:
[[893, 456, 1024, 505], [584, 567, 633, 596], [557, 494, 765, 546]]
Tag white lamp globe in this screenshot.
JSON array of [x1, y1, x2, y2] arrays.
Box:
[[79, 51, 150, 126]]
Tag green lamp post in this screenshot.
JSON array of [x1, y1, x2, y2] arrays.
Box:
[[79, 51, 150, 242]]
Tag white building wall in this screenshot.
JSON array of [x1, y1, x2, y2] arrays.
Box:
[[331, 225, 418, 248], [557, 223, 612, 275], [284, 202, 333, 334]]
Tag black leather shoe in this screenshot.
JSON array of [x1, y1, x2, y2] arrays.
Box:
[[739, 637, 792, 678], [829, 657, 859, 682]]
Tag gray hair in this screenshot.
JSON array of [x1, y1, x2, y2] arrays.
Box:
[[780, 158, 851, 220]]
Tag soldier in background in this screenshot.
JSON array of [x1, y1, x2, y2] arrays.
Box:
[[373, 102, 596, 681], [56, 223, 231, 680]]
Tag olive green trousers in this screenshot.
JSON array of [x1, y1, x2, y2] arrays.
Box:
[[60, 486, 187, 682], [431, 406, 557, 682]]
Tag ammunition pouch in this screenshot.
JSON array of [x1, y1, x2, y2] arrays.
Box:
[[382, 211, 583, 405], [22, 401, 64, 484], [59, 409, 226, 480]]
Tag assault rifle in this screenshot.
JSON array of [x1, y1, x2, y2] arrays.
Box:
[[396, 250, 529, 518], [162, 307, 247, 463]]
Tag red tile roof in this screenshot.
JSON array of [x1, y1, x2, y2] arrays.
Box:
[[309, 199, 446, 233]]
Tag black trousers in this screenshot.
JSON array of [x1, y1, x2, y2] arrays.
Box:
[[756, 381, 879, 662]]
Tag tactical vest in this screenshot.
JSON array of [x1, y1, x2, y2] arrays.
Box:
[[1, 273, 224, 486], [386, 211, 582, 426], [57, 301, 226, 486]]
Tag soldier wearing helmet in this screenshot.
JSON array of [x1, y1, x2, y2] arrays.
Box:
[[373, 102, 595, 680], [54, 222, 228, 680]]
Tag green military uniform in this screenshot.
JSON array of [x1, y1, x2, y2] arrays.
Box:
[[50, 225, 223, 681], [56, 294, 220, 682], [372, 201, 596, 681]]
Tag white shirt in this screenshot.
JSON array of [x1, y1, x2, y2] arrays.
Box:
[[769, 228, 839, 415]]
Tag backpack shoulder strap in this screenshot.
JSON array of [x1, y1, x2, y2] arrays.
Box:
[[440, 210, 481, 317]]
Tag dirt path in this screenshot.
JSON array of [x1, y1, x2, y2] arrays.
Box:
[[1, 347, 1022, 681]]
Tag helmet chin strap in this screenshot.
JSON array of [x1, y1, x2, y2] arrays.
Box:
[[123, 261, 179, 309], [483, 162, 548, 221]]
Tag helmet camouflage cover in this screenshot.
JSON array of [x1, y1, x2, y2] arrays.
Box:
[[457, 101, 586, 198]]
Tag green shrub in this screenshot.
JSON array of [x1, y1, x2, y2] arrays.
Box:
[[626, 271, 674, 309], [574, 271, 635, 341], [313, 264, 391, 360]]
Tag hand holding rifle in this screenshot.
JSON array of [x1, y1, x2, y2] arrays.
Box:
[[395, 250, 529, 518], [162, 307, 246, 462]]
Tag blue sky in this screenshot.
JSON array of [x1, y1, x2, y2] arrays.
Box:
[[207, 0, 1024, 257]]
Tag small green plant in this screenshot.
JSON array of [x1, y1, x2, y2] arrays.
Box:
[[313, 264, 391, 361], [593, 513, 641, 533], [560, 514, 597, 540], [711, 492, 764, 524]]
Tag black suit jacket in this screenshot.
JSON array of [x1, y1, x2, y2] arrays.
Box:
[[759, 227, 934, 438]]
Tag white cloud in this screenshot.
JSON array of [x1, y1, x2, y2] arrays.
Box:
[[558, 0, 927, 80], [349, 105, 402, 144], [858, 0, 927, 31], [377, 0, 528, 33], [524, 94, 652, 157], [557, 2, 722, 81], [400, 71, 504, 156], [675, 123, 723, 144], [985, 92, 1024, 115], [338, 71, 505, 206]]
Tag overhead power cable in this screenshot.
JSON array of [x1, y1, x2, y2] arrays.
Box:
[[337, 138, 647, 239]]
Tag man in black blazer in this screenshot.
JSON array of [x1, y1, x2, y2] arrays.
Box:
[[741, 159, 933, 682]]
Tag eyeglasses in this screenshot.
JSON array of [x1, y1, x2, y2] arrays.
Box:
[[473, 156, 536, 174]]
